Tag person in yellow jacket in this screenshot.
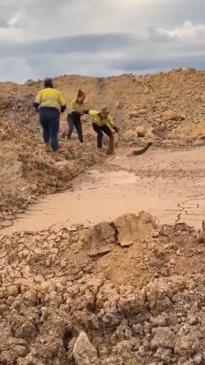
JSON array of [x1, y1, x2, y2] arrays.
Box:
[[85, 107, 119, 154], [67, 89, 86, 143], [34, 78, 66, 151]]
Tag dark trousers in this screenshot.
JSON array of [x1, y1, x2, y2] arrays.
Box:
[[39, 107, 60, 151], [92, 123, 113, 148], [67, 112, 83, 143]]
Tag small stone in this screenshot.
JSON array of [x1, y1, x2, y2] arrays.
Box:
[[129, 111, 139, 119], [60, 259, 67, 269], [188, 314, 198, 325], [150, 314, 168, 327], [13, 345, 28, 358], [16, 320, 36, 340], [136, 126, 146, 138], [170, 258, 176, 265], [151, 327, 175, 349], [73, 331, 99, 365], [89, 246, 112, 257], [154, 347, 172, 362], [138, 108, 147, 115], [138, 345, 146, 357], [193, 353, 203, 365], [133, 323, 143, 335], [7, 285, 19, 297]]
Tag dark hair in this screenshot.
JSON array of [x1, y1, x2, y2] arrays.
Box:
[[44, 78, 53, 88], [101, 107, 109, 113], [77, 89, 85, 98]]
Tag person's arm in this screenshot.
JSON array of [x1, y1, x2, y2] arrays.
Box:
[[33, 91, 41, 111], [107, 115, 119, 132], [58, 91, 66, 113]]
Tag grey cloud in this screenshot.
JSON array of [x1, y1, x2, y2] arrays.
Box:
[[0, 33, 137, 58], [0, 0, 205, 81], [161, 0, 205, 27], [0, 18, 9, 28], [107, 53, 205, 73], [0, 0, 20, 27]]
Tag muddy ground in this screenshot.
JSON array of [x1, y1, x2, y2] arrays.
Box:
[[2, 145, 205, 234], [1, 69, 205, 364], [1, 143, 205, 365]]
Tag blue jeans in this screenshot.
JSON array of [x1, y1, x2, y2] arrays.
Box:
[[67, 112, 84, 143], [39, 107, 60, 151]]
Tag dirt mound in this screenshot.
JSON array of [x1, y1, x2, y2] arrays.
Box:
[[0, 213, 205, 364]]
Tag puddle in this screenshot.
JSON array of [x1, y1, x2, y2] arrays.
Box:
[[2, 146, 205, 233]]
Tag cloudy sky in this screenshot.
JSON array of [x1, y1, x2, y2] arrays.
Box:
[[0, 0, 205, 82]]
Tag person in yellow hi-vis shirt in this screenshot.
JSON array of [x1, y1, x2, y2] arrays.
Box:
[[84, 107, 119, 154], [34, 78, 66, 152], [67, 89, 86, 142]]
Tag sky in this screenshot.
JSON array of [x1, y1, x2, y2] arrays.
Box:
[[0, 0, 205, 82]]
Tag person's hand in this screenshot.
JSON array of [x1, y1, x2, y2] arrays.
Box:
[[113, 126, 119, 133]]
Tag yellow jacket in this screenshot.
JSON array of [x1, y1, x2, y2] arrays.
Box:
[[89, 110, 114, 127], [71, 100, 85, 113], [35, 88, 66, 111]]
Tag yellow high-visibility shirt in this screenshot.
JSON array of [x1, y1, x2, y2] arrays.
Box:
[[35, 88, 66, 111], [71, 100, 85, 113], [89, 110, 114, 127]]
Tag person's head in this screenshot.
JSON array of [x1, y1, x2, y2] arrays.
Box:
[[100, 107, 109, 119], [44, 78, 53, 88], [76, 89, 85, 103]]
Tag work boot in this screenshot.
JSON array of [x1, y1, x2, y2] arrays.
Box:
[[51, 151, 61, 162], [45, 144, 51, 152], [106, 137, 114, 155]]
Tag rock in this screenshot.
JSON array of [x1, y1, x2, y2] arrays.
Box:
[[193, 353, 203, 365], [151, 327, 175, 349], [188, 314, 198, 325], [161, 111, 178, 121], [138, 108, 147, 115], [7, 285, 19, 297], [150, 314, 168, 327], [129, 111, 139, 119], [73, 332, 99, 365], [136, 126, 146, 138], [175, 334, 198, 354], [88, 246, 112, 257], [13, 345, 29, 358], [16, 320, 37, 340], [154, 347, 173, 362], [113, 214, 138, 247]]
